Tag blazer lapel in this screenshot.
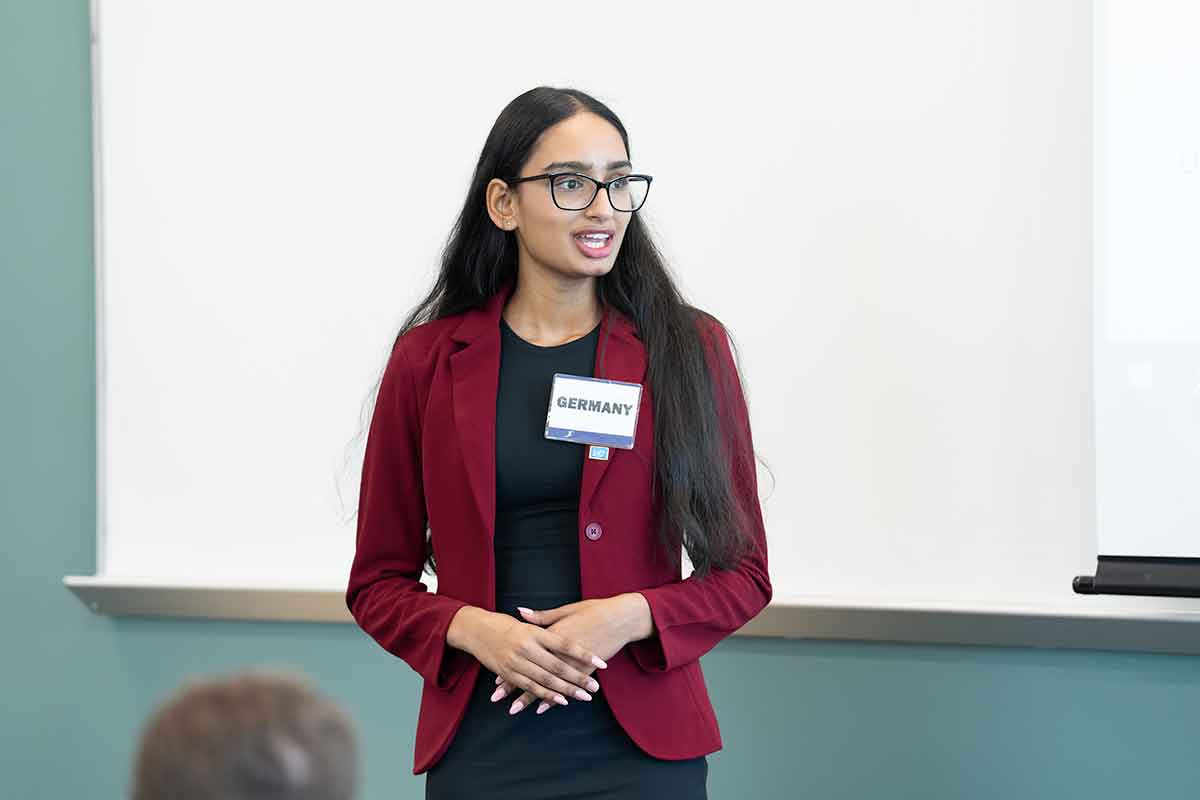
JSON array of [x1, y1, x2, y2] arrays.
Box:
[[448, 275, 647, 541]]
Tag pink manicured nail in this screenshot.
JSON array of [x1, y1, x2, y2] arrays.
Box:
[[536, 701, 550, 714], [490, 687, 504, 702], [509, 700, 524, 714], [518, 607, 532, 615], [574, 689, 592, 701], [554, 694, 568, 706], [591, 656, 607, 669]]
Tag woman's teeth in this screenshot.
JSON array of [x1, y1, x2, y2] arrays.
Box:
[[575, 234, 610, 249]]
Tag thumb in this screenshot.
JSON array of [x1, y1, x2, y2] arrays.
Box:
[[518, 605, 570, 624]]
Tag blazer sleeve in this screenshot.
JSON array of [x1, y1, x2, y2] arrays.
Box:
[[626, 318, 772, 673], [345, 335, 475, 691]]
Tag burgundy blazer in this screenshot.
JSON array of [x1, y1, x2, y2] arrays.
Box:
[[345, 275, 773, 775]]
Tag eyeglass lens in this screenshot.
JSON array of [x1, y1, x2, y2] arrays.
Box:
[[552, 174, 649, 211]]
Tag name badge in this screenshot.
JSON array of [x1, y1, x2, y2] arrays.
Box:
[[544, 373, 643, 451]]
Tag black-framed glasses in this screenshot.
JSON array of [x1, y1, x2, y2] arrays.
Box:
[[508, 172, 653, 212]]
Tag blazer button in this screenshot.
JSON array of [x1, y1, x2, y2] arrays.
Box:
[[585, 522, 603, 541]]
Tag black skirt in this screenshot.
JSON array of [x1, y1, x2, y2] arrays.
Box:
[[424, 503, 708, 800]]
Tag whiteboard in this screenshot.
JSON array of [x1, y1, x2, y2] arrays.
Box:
[[74, 0, 1200, 632]]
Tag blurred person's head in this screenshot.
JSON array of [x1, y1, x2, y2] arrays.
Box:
[[131, 669, 357, 800]]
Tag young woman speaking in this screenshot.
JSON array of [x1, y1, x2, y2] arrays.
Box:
[[347, 86, 772, 800]]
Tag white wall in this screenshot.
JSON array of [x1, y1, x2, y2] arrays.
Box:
[[1094, 0, 1200, 559], [92, 0, 1199, 620]]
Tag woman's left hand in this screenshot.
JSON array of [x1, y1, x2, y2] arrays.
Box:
[[491, 597, 633, 715]]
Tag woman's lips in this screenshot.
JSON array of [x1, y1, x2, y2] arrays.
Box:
[[573, 234, 613, 258]]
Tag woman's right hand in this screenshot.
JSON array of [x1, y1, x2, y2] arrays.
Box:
[[469, 610, 607, 714]]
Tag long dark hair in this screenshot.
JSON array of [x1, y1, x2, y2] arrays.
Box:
[[348, 86, 772, 580]]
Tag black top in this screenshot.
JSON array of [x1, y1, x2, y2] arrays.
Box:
[[494, 314, 600, 512], [424, 313, 708, 799]]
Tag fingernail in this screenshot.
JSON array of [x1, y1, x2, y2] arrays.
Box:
[[490, 687, 504, 702], [592, 656, 607, 669], [517, 606, 532, 615], [509, 700, 524, 714], [554, 694, 568, 706], [536, 701, 550, 714], [588, 679, 600, 692], [495, 675, 503, 684], [574, 689, 592, 701]]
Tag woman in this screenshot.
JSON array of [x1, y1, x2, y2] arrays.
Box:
[[346, 86, 772, 800]]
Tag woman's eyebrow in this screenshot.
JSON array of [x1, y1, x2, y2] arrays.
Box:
[[543, 159, 632, 172]]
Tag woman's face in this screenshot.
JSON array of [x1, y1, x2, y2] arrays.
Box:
[[489, 113, 633, 281]]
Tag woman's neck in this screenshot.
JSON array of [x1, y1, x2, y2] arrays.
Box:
[[502, 275, 602, 347]]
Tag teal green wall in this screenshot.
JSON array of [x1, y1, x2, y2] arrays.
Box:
[[3, 3, 1198, 798]]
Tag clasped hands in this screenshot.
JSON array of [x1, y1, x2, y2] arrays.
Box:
[[485, 595, 637, 716]]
